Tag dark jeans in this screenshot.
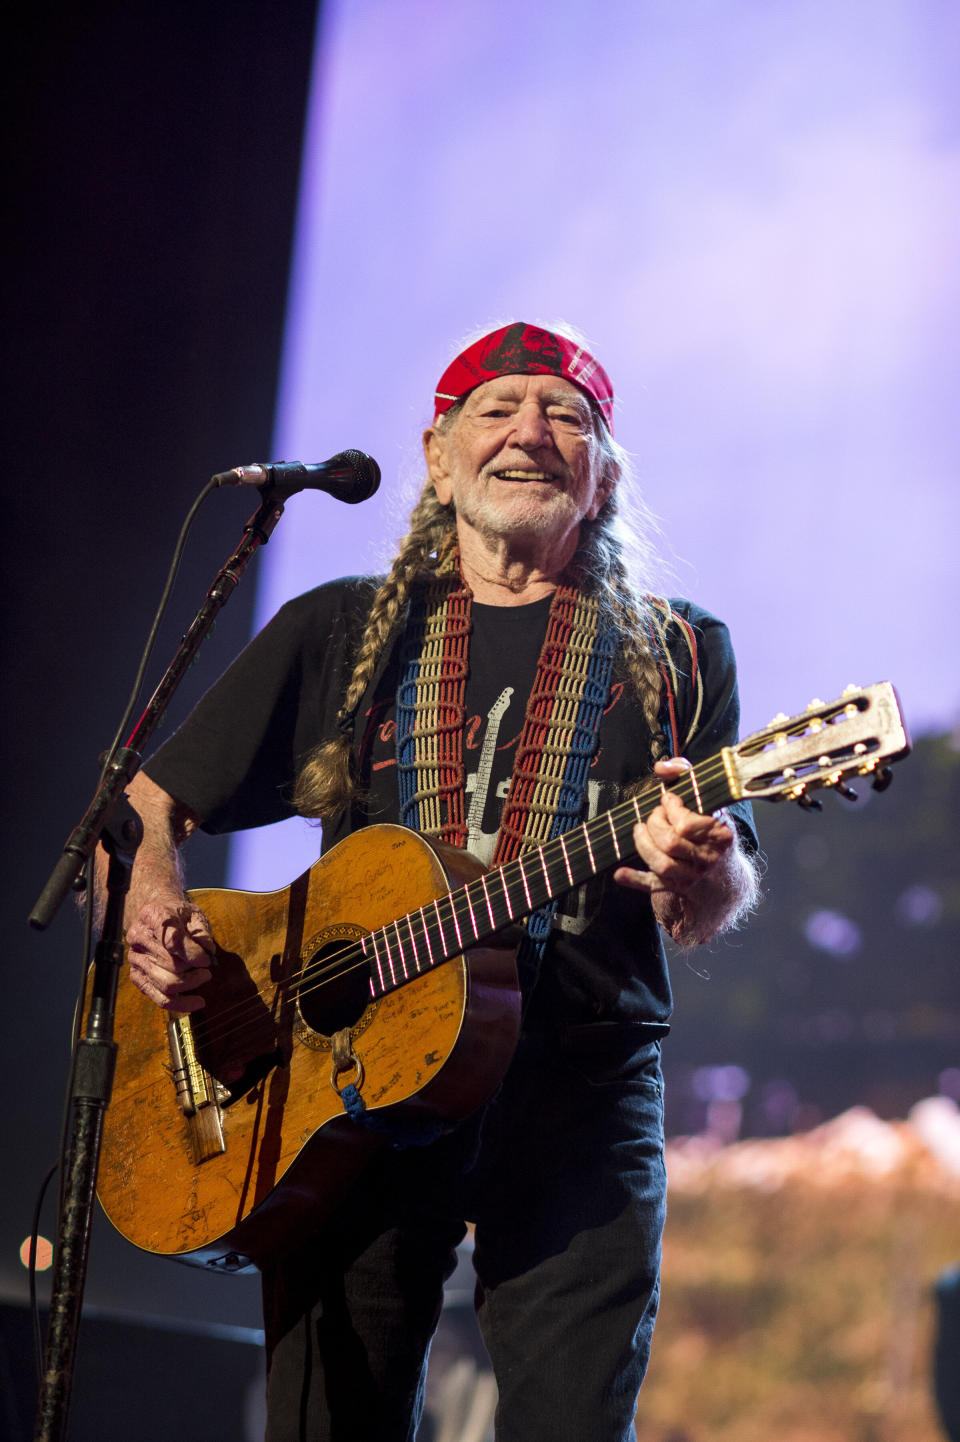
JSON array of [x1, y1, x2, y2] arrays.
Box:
[[262, 1031, 666, 1442]]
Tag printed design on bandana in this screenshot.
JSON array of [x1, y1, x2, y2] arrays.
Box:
[[479, 323, 564, 378], [565, 346, 597, 387], [433, 321, 616, 432]]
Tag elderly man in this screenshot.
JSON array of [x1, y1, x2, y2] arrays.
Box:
[[120, 322, 758, 1441]]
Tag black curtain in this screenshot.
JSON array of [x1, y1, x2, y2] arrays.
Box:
[[4, 0, 320, 1348]]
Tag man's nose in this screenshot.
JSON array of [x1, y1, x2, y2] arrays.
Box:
[[511, 401, 553, 448]]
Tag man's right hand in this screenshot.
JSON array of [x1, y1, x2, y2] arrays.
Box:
[[125, 895, 216, 1012]]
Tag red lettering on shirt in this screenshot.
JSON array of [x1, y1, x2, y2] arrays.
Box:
[[603, 682, 624, 714]]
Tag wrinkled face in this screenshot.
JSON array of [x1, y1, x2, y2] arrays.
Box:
[[424, 373, 612, 554]]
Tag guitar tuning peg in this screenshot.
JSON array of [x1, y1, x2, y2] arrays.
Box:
[[796, 792, 823, 812], [835, 782, 859, 801], [842, 684, 861, 696], [807, 698, 825, 710], [871, 766, 894, 793]]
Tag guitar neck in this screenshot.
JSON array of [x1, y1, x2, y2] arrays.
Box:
[[361, 752, 736, 1000]]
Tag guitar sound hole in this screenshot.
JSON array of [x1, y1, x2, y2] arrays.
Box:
[[296, 940, 369, 1038]]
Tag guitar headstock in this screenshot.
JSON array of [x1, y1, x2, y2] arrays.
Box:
[[729, 683, 911, 806]]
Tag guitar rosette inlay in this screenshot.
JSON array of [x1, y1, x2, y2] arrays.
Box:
[[293, 923, 379, 1050]]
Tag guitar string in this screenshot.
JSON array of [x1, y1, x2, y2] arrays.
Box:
[[188, 781, 670, 1052], [191, 753, 744, 1057], [125, 714, 883, 1101], [206, 720, 880, 1056], [131, 727, 875, 1100], [188, 756, 739, 1055], [269, 721, 867, 1034]]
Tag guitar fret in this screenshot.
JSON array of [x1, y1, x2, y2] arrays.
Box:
[[392, 921, 409, 979], [449, 897, 464, 951], [362, 934, 387, 995], [583, 823, 597, 874], [463, 884, 480, 940], [700, 770, 730, 814], [538, 849, 552, 893], [475, 870, 492, 928], [606, 811, 622, 859], [381, 928, 399, 988], [490, 868, 508, 928], [496, 866, 514, 917], [558, 834, 574, 887], [418, 906, 436, 967], [433, 897, 454, 959], [405, 915, 421, 972], [688, 768, 703, 813], [519, 857, 533, 911]]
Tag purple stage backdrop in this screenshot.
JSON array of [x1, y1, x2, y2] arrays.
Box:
[[231, 0, 958, 890]]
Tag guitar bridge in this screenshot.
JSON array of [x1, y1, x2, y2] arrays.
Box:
[[166, 1016, 226, 1165]]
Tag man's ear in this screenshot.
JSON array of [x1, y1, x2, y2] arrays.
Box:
[[586, 471, 617, 521], [423, 426, 453, 506]]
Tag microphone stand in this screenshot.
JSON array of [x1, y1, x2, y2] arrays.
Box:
[[30, 484, 287, 1442]]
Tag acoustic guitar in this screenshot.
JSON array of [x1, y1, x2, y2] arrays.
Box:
[[95, 683, 909, 1271]]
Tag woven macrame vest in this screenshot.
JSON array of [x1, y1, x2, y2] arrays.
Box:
[[394, 569, 618, 1000]]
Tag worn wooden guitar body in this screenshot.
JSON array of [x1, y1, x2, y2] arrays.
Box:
[[95, 683, 911, 1273], [97, 826, 520, 1271]]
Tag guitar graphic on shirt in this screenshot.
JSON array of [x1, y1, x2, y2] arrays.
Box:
[[465, 686, 514, 856], [91, 683, 909, 1272]]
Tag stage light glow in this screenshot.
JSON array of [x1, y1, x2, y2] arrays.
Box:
[[894, 883, 943, 927], [804, 908, 863, 957], [230, 0, 959, 893]]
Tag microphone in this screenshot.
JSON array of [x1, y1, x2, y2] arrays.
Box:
[[212, 449, 380, 504]]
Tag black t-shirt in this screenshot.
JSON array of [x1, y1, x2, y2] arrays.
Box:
[[144, 578, 755, 1031]]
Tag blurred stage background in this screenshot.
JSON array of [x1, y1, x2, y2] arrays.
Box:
[[4, 2, 958, 1438]]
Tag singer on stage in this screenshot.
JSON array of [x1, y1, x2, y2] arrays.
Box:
[[113, 321, 760, 1441]]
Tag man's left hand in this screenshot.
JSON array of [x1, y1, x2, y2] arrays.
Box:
[[613, 757, 755, 945]]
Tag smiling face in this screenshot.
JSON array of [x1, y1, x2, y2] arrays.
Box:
[[424, 373, 613, 567]]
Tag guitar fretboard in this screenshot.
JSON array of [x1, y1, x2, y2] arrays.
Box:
[[359, 757, 734, 1000]]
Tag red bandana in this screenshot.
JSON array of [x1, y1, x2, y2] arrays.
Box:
[[434, 322, 615, 433]]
